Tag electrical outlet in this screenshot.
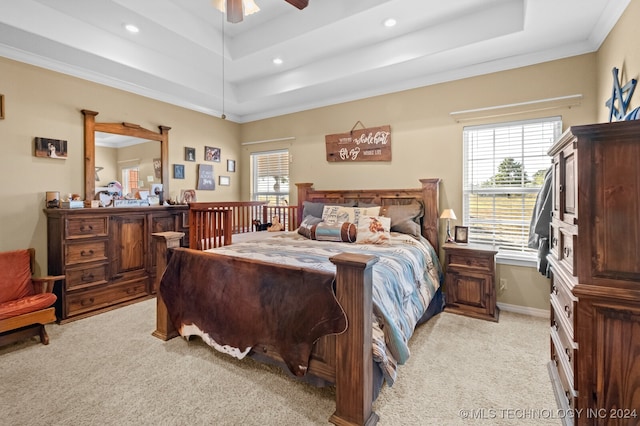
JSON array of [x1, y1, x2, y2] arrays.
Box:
[[499, 278, 507, 293]]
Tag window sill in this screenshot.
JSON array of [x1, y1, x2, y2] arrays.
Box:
[[496, 252, 537, 268]]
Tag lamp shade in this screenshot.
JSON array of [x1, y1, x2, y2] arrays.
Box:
[[440, 209, 457, 220]]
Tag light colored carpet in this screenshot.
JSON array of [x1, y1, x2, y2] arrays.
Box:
[[0, 299, 561, 425]]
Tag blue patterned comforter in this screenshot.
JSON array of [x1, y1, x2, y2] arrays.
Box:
[[206, 231, 443, 385]]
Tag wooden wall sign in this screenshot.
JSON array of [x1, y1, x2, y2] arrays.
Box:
[[325, 125, 391, 162]]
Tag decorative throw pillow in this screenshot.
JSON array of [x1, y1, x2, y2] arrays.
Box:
[[297, 215, 323, 240], [321, 206, 381, 226], [380, 202, 424, 239], [302, 201, 355, 219], [356, 216, 391, 244], [314, 221, 357, 243]]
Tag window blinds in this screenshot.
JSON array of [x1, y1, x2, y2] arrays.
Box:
[[463, 116, 561, 256]]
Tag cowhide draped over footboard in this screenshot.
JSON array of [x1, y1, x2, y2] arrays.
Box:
[[159, 247, 347, 376]]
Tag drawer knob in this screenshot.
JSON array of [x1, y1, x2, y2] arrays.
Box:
[[552, 285, 558, 295], [563, 247, 571, 257], [80, 297, 95, 306], [553, 320, 559, 331], [552, 237, 558, 246], [81, 272, 95, 282], [565, 347, 571, 362], [564, 305, 572, 318], [80, 224, 94, 232], [80, 249, 95, 257]]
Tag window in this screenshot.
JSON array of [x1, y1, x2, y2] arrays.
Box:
[[463, 116, 561, 262], [122, 167, 140, 196], [251, 149, 289, 205]]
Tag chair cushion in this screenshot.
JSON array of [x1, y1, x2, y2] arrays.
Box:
[[0, 249, 34, 304], [0, 293, 57, 320]]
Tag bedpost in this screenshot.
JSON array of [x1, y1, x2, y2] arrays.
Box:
[[329, 253, 379, 426], [420, 178, 441, 253], [151, 231, 184, 341], [295, 182, 314, 225]]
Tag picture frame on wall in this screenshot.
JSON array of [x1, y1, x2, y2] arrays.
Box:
[[185, 147, 196, 162], [219, 175, 230, 186], [454, 226, 469, 244], [205, 146, 221, 162], [227, 159, 236, 172], [34, 137, 68, 159], [173, 164, 185, 179]]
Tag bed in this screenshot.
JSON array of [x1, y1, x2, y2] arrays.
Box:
[[152, 178, 443, 426]]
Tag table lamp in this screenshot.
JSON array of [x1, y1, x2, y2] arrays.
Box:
[[440, 209, 457, 243]]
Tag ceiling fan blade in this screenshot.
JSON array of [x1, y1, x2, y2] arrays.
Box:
[[285, 0, 309, 10], [226, 0, 243, 23]]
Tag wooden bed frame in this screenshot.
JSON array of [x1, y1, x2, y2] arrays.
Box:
[[152, 178, 441, 426]]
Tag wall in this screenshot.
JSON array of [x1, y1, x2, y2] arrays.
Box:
[[240, 54, 599, 312], [596, 0, 640, 121], [0, 57, 240, 272], [0, 51, 605, 311]]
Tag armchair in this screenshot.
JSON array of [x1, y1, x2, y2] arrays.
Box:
[[0, 248, 63, 346]]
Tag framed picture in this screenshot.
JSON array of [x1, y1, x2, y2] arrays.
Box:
[[454, 226, 469, 244], [204, 146, 221, 162], [153, 158, 162, 178], [34, 137, 68, 159], [173, 164, 185, 179], [179, 189, 196, 204], [197, 164, 215, 190], [219, 175, 230, 186], [185, 147, 195, 162], [227, 159, 236, 172]]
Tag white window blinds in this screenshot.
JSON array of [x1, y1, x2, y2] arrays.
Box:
[[463, 116, 561, 257], [251, 149, 290, 205]]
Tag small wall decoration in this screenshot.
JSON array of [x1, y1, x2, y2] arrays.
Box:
[[197, 163, 215, 190], [227, 159, 236, 172], [219, 175, 230, 186], [454, 226, 469, 244], [179, 189, 196, 204], [606, 67, 637, 122], [153, 158, 162, 178], [205, 146, 221, 162], [325, 122, 391, 162], [35, 137, 68, 159], [185, 147, 196, 162], [0, 94, 4, 119], [173, 164, 185, 179]]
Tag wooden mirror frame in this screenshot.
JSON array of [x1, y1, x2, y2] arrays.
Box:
[[82, 109, 170, 201]]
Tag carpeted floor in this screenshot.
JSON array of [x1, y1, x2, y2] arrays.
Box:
[[0, 299, 561, 425]]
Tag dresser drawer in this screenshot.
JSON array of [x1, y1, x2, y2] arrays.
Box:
[[66, 216, 108, 239], [65, 264, 108, 290], [551, 343, 577, 412], [549, 222, 559, 260], [559, 229, 576, 276], [550, 322, 576, 382], [447, 253, 492, 271], [66, 241, 108, 265], [65, 277, 148, 317]]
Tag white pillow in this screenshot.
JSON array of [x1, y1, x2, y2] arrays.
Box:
[[321, 206, 381, 226], [356, 216, 391, 244]]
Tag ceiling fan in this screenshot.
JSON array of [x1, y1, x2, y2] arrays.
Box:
[[215, 0, 309, 23]]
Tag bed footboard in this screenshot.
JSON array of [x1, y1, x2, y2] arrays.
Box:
[[151, 232, 379, 425]]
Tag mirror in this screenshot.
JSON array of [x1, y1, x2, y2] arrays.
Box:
[[82, 110, 170, 202]]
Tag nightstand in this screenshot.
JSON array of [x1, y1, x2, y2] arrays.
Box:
[[443, 243, 499, 322]]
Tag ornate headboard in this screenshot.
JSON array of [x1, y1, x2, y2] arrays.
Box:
[[296, 178, 441, 252]]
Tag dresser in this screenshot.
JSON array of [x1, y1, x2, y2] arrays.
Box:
[[443, 243, 499, 322], [547, 120, 640, 425], [45, 206, 188, 323]]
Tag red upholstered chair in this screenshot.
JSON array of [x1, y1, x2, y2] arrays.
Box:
[[0, 248, 63, 346]]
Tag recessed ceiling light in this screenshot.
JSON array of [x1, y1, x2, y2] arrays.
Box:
[[383, 18, 397, 28], [124, 24, 139, 33], [273, 57, 283, 65]]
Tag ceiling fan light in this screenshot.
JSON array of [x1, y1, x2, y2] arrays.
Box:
[[212, 0, 260, 16]]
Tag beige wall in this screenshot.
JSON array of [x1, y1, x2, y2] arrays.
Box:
[[240, 54, 599, 311], [5, 3, 637, 311], [0, 57, 241, 273], [597, 0, 640, 121]]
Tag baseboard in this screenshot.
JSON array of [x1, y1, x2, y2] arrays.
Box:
[[497, 302, 549, 318]]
